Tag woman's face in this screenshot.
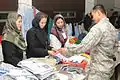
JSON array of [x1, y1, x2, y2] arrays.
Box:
[[56, 18, 64, 28], [16, 16, 22, 30], [39, 17, 47, 29]]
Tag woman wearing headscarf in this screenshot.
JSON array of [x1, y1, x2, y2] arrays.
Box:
[[26, 12, 55, 58], [2, 12, 26, 67], [50, 14, 68, 49]]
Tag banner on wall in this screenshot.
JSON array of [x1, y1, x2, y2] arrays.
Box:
[[18, 0, 34, 39]]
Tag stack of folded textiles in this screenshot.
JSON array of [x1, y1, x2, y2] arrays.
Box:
[[17, 59, 56, 80]]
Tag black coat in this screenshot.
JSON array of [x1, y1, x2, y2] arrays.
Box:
[[2, 40, 23, 67], [26, 12, 52, 58]]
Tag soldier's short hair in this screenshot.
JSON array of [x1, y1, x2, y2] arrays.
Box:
[[92, 4, 106, 15]]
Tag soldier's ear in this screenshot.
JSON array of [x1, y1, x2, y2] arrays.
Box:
[[97, 10, 102, 16]]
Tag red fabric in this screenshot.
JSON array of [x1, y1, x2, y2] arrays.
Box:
[[33, 7, 36, 17], [0, 35, 2, 44]]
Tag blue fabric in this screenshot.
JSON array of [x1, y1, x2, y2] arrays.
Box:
[[74, 26, 79, 38], [68, 23, 73, 36], [78, 33, 86, 40], [118, 32, 120, 41]]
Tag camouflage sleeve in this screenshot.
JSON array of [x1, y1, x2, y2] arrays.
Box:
[[67, 26, 102, 54]]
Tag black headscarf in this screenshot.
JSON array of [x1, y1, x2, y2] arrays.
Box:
[[32, 12, 50, 47], [32, 12, 48, 31]]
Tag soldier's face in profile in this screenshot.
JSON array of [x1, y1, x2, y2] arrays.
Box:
[[91, 10, 100, 23]]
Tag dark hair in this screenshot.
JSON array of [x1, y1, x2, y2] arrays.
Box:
[[39, 13, 48, 21], [112, 11, 118, 16], [83, 13, 93, 31], [32, 12, 48, 29], [92, 4, 106, 14], [17, 14, 22, 19]]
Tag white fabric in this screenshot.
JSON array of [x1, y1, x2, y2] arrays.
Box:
[[62, 32, 67, 39], [115, 29, 120, 66], [50, 34, 72, 49], [115, 41, 120, 66], [50, 34, 62, 49], [0, 46, 3, 62]]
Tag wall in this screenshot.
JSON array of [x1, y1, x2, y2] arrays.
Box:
[[0, 0, 17, 11], [115, 0, 120, 8], [97, 0, 114, 11], [85, 0, 97, 14], [114, 0, 120, 11]]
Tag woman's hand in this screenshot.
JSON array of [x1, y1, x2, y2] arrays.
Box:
[[58, 48, 67, 54], [51, 48, 57, 52], [48, 50, 56, 56]]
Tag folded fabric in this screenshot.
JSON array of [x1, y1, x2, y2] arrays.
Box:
[[69, 37, 81, 44], [54, 52, 90, 69], [18, 59, 55, 80]]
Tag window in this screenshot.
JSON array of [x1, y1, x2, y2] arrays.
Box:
[[0, 22, 5, 35], [0, 11, 14, 35], [0, 13, 8, 19], [54, 11, 76, 18]]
